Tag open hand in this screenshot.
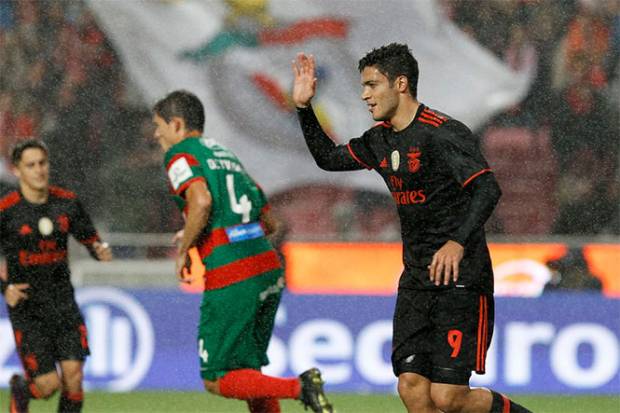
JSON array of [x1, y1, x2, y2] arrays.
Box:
[[292, 53, 317, 108], [428, 240, 464, 286]]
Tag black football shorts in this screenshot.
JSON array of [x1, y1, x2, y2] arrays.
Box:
[[391, 288, 494, 385], [10, 310, 90, 379]]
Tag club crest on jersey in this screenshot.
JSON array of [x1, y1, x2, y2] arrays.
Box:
[[407, 148, 422, 173], [38, 217, 54, 236], [390, 150, 400, 171]]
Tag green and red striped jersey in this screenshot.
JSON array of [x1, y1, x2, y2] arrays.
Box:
[[164, 136, 281, 291]]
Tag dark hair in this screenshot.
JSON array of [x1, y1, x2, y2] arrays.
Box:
[[11, 139, 49, 165], [358, 43, 419, 98], [152, 90, 205, 132]]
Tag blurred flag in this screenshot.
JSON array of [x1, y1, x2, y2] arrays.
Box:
[[88, 0, 533, 194]]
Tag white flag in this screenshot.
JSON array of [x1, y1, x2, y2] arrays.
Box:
[[88, 0, 533, 194]]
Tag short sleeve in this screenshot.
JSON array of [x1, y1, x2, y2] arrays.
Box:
[[435, 120, 491, 186]]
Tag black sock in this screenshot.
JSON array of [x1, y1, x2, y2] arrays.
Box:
[[11, 374, 38, 399], [57, 391, 83, 413], [14, 375, 32, 397], [490, 390, 533, 413]]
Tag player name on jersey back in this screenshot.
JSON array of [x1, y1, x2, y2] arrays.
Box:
[[206, 158, 243, 172]]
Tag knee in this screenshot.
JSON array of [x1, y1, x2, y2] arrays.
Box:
[[398, 374, 432, 411], [397, 374, 428, 401], [63, 369, 84, 390], [430, 387, 466, 413], [203, 379, 220, 395], [33, 375, 62, 399]]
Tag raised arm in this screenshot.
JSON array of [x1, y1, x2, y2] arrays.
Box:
[[292, 53, 368, 171], [292, 53, 317, 109]]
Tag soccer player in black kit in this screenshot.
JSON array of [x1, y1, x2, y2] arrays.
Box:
[[0, 139, 112, 413], [292, 44, 532, 413]]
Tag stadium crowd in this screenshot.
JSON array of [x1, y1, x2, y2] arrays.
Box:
[[0, 0, 618, 239]]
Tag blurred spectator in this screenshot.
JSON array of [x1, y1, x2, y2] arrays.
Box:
[[1, 0, 618, 239], [99, 113, 182, 234], [446, 0, 619, 236], [543, 248, 603, 293]]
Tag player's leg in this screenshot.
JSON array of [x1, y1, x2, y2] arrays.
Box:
[[245, 272, 284, 413], [199, 271, 299, 401], [430, 384, 532, 413], [57, 360, 86, 413], [397, 372, 440, 413], [391, 288, 441, 413], [9, 322, 62, 413], [55, 318, 90, 413], [245, 273, 331, 412], [428, 291, 532, 413], [246, 398, 281, 413], [201, 271, 332, 412]]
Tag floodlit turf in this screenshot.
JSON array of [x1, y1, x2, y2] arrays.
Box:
[[0, 390, 618, 412]]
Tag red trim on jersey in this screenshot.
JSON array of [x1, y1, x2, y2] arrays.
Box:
[[78, 325, 89, 350], [374, 121, 391, 128], [463, 169, 492, 187], [166, 153, 200, 171], [0, 191, 20, 211], [24, 354, 38, 372], [14, 330, 23, 348], [423, 108, 447, 121], [204, 250, 281, 290], [196, 228, 230, 258], [501, 394, 510, 413], [476, 295, 488, 373], [420, 113, 445, 125], [418, 117, 441, 127], [49, 186, 76, 199], [175, 176, 205, 196], [261, 204, 271, 214], [79, 235, 100, 245], [346, 143, 372, 169]]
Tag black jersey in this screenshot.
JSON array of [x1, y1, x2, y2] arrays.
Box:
[[0, 187, 100, 314], [298, 104, 498, 293]]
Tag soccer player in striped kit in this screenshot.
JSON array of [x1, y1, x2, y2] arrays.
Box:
[[152, 90, 333, 413]]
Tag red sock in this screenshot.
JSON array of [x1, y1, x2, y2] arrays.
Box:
[[219, 369, 300, 400], [247, 398, 281, 413]]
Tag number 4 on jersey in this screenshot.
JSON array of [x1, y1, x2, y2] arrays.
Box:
[[198, 339, 208, 363], [226, 174, 252, 223]]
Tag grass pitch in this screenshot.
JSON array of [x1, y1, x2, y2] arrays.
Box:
[[1, 390, 618, 412]]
